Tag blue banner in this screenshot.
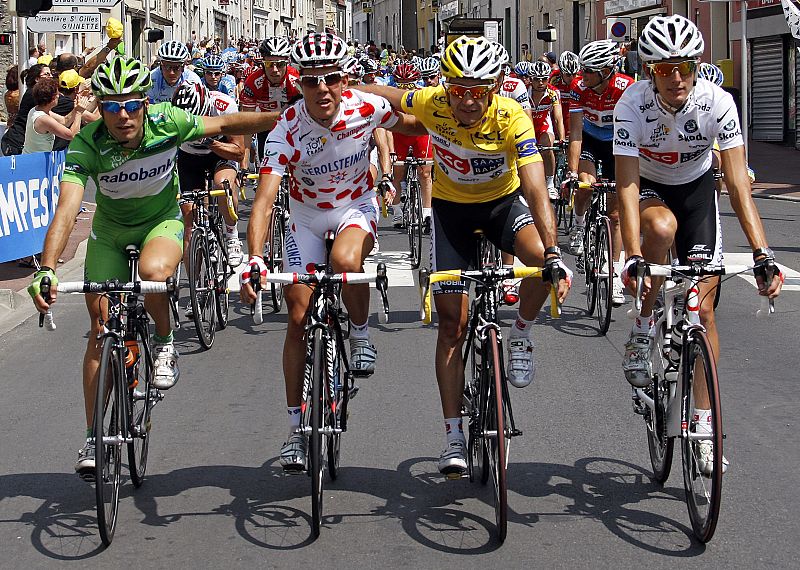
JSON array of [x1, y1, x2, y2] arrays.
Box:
[[0, 150, 66, 263]]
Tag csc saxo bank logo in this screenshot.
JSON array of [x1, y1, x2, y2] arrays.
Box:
[[433, 145, 471, 175]]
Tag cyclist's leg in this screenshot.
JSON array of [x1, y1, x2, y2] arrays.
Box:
[[538, 129, 556, 195], [214, 160, 243, 265], [139, 219, 184, 338]]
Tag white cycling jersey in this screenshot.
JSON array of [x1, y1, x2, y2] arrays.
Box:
[[498, 76, 531, 110], [179, 91, 238, 155], [260, 89, 400, 209], [613, 79, 743, 185]]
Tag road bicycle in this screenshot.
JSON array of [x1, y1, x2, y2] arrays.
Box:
[[263, 174, 291, 312], [396, 147, 434, 269], [39, 246, 174, 546], [629, 259, 775, 542], [180, 178, 238, 349], [540, 142, 571, 233], [418, 232, 561, 542], [255, 231, 389, 538]]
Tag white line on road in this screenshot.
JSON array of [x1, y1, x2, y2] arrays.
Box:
[[723, 253, 800, 292]]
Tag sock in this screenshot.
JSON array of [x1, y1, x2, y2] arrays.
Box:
[[287, 406, 301, 435], [693, 409, 712, 434], [546, 175, 554, 188], [226, 223, 238, 238], [510, 313, 535, 339], [632, 314, 656, 336], [349, 319, 369, 340], [85, 427, 92, 439], [152, 332, 173, 344], [575, 215, 585, 228], [422, 207, 432, 219], [444, 417, 465, 445]]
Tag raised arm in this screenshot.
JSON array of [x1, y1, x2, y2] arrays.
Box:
[[352, 84, 410, 110], [202, 111, 280, 137]]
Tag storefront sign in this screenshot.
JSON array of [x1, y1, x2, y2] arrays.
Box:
[[747, 0, 781, 9], [604, 0, 660, 17]]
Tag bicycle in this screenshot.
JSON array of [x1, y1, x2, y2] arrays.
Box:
[[629, 259, 775, 542], [418, 234, 561, 543], [397, 147, 434, 269], [180, 177, 238, 349], [539, 142, 570, 233], [257, 231, 390, 538], [39, 246, 174, 546], [573, 176, 616, 335]]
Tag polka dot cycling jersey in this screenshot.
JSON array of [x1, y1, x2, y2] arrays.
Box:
[[570, 72, 634, 141]]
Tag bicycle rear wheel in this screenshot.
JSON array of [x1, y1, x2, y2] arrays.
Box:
[[681, 329, 723, 543], [407, 180, 423, 269], [95, 337, 123, 546], [584, 222, 598, 316], [485, 328, 508, 543], [595, 217, 613, 335], [213, 229, 230, 329], [309, 328, 326, 538], [188, 230, 217, 349], [128, 322, 154, 488], [266, 207, 286, 312], [645, 321, 674, 483], [465, 329, 489, 485]]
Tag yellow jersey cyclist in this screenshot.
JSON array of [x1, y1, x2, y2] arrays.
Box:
[[239, 33, 424, 471], [28, 56, 280, 478], [614, 16, 783, 474], [357, 36, 571, 476]]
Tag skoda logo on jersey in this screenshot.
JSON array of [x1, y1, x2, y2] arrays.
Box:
[[617, 128, 630, 140], [638, 100, 655, 113], [723, 119, 737, 132], [685, 120, 698, 133]]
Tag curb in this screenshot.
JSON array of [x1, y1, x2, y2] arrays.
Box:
[[723, 190, 800, 203], [0, 239, 88, 336]]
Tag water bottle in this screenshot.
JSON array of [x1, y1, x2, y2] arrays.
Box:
[[125, 339, 140, 388], [668, 319, 684, 364]]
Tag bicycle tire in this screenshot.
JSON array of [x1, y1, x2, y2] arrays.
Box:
[[712, 277, 722, 310], [310, 328, 326, 539], [584, 222, 598, 316], [127, 322, 154, 488], [188, 230, 217, 349], [681, 328, 723, 543], [645, 322, 674, 484], [213, 229, 231, 329], [485, 328, 508, 543], [596, 217, 613, 335], [95, 337, 123, 546], [266, 207, 286, 312], [407, 180, 423, 269], [326, 334, 343, 481], [466, 328, 489, 485]]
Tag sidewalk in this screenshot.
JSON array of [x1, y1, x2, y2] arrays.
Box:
[[1, 140, 798, 326]]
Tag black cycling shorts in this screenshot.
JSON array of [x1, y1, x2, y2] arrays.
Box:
[[639, 168, 721, 265], [177, 150, 238, 194], [579, 132, 616, 180], [431, 190, 535, 295]]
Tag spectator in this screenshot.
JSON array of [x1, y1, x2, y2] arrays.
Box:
[[1, 63, 53, 155], [28, 48, 40, 68], [4, 65, 20, 129], [520, 43, 533, 62], [367, 40, 379, 59], [22, 77, 87, 154], [38, 43, 50, 58], [540, 51, 557, 70]]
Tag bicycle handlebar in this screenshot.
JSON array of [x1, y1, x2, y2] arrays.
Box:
[[577, 181, 616, 190], [180, 180, 238, 222], [264, 271, 383, 286]]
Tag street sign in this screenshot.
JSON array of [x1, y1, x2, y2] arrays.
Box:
[[27, 12, 101, 33], [361, 1, 371, 12], [607, 17, 631, 42], [52, 0, 119, 6], [483, 21, 499, 43]]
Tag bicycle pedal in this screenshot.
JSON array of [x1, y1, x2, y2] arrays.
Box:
[[444, 470, 468, 481], [78, 471, 96, 483]]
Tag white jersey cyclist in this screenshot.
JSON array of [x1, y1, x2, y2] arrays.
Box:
[[260, 89, 399, 268], [180, 90, 239, 155], [498, 75, 531, 110], [613, 78, 743, 185]]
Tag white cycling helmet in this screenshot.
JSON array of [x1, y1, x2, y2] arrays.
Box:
[[491, 42, 510, 66], [341, 56, 363, 79], [638, 15, 705, 62], [531, 61, 552, 79], [578, 39, 620, 70], [260, 37, 292, 59], [158, 41, 190, 63], [171, 82, 212, 116], [291, 32, 348, 68], [440, 35, 502, 81], [559, 51, 580, 75], [697, 62, 724, 86]]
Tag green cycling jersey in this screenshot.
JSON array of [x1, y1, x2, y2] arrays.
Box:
[[62, 102, 206, 226]]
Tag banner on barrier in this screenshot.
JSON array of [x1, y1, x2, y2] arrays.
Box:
[[0, 151, 67, 263]]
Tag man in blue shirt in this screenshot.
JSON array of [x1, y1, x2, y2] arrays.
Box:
[[199, 54, 237, 97], [147, 40, 201, 103]]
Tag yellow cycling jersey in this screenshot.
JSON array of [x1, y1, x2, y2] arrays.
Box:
[[400, 85, 542, 203]]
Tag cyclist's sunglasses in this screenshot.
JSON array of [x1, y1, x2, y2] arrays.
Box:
[[204, 70, 223, 77], [444, 82, 495, 100], [647, 60, 697, 78], [299, 71, 344, 88], [423, 75, 439, 82], [580, 66, 603, 74], [396, 81, 417, 90], [263, 59, 288, 69], [100, 98, 147, 114], [161, 63, 184, 72]]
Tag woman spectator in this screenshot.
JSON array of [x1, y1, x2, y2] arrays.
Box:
[[1, 64, 53, 155], [4, 65, 20, 128], [21, 77, 87, 154]]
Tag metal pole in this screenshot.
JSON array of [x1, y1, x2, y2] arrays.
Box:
[[145, 0, 151, 64], [17, 16, 27, 97], [741, 0, 748, 159]]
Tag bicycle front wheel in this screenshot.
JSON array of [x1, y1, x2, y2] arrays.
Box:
[[188, 230, 217, 349], [645, 322, 674, 483], [309, 328, 326, 538], [326, 336, 343, 481], [681, 328, 723, 543], [127, 322, 154, 488], [266, 207, 286, 312], [595, 217, 613, 335], [213, 230, 231, 330], [584, 222, 598, 316], [407, 180, 423, 269], [95, 337, 123, 546], [485, 328, 508, 543]]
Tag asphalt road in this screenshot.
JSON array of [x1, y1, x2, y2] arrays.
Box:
[[1, 195, 798, 566]]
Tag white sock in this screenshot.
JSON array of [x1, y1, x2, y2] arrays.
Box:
[[349, 319, 369, 340], [693, 409, 712, 434], [632, 314, 656, 336], [546, 175, 554, 188], [444, 417, 465, 445], [422, 207, 432, 219], [287, 406, 301, 434], [226, 223, 238, 238], [510, 314, 535, 339]]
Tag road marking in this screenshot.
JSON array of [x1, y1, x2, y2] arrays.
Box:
[[723, 252, 800, 291]]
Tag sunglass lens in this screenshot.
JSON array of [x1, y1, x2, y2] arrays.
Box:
[[324, 72, 343, 86]]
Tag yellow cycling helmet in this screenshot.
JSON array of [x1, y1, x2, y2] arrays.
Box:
[[439, 35, 502, 81]]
